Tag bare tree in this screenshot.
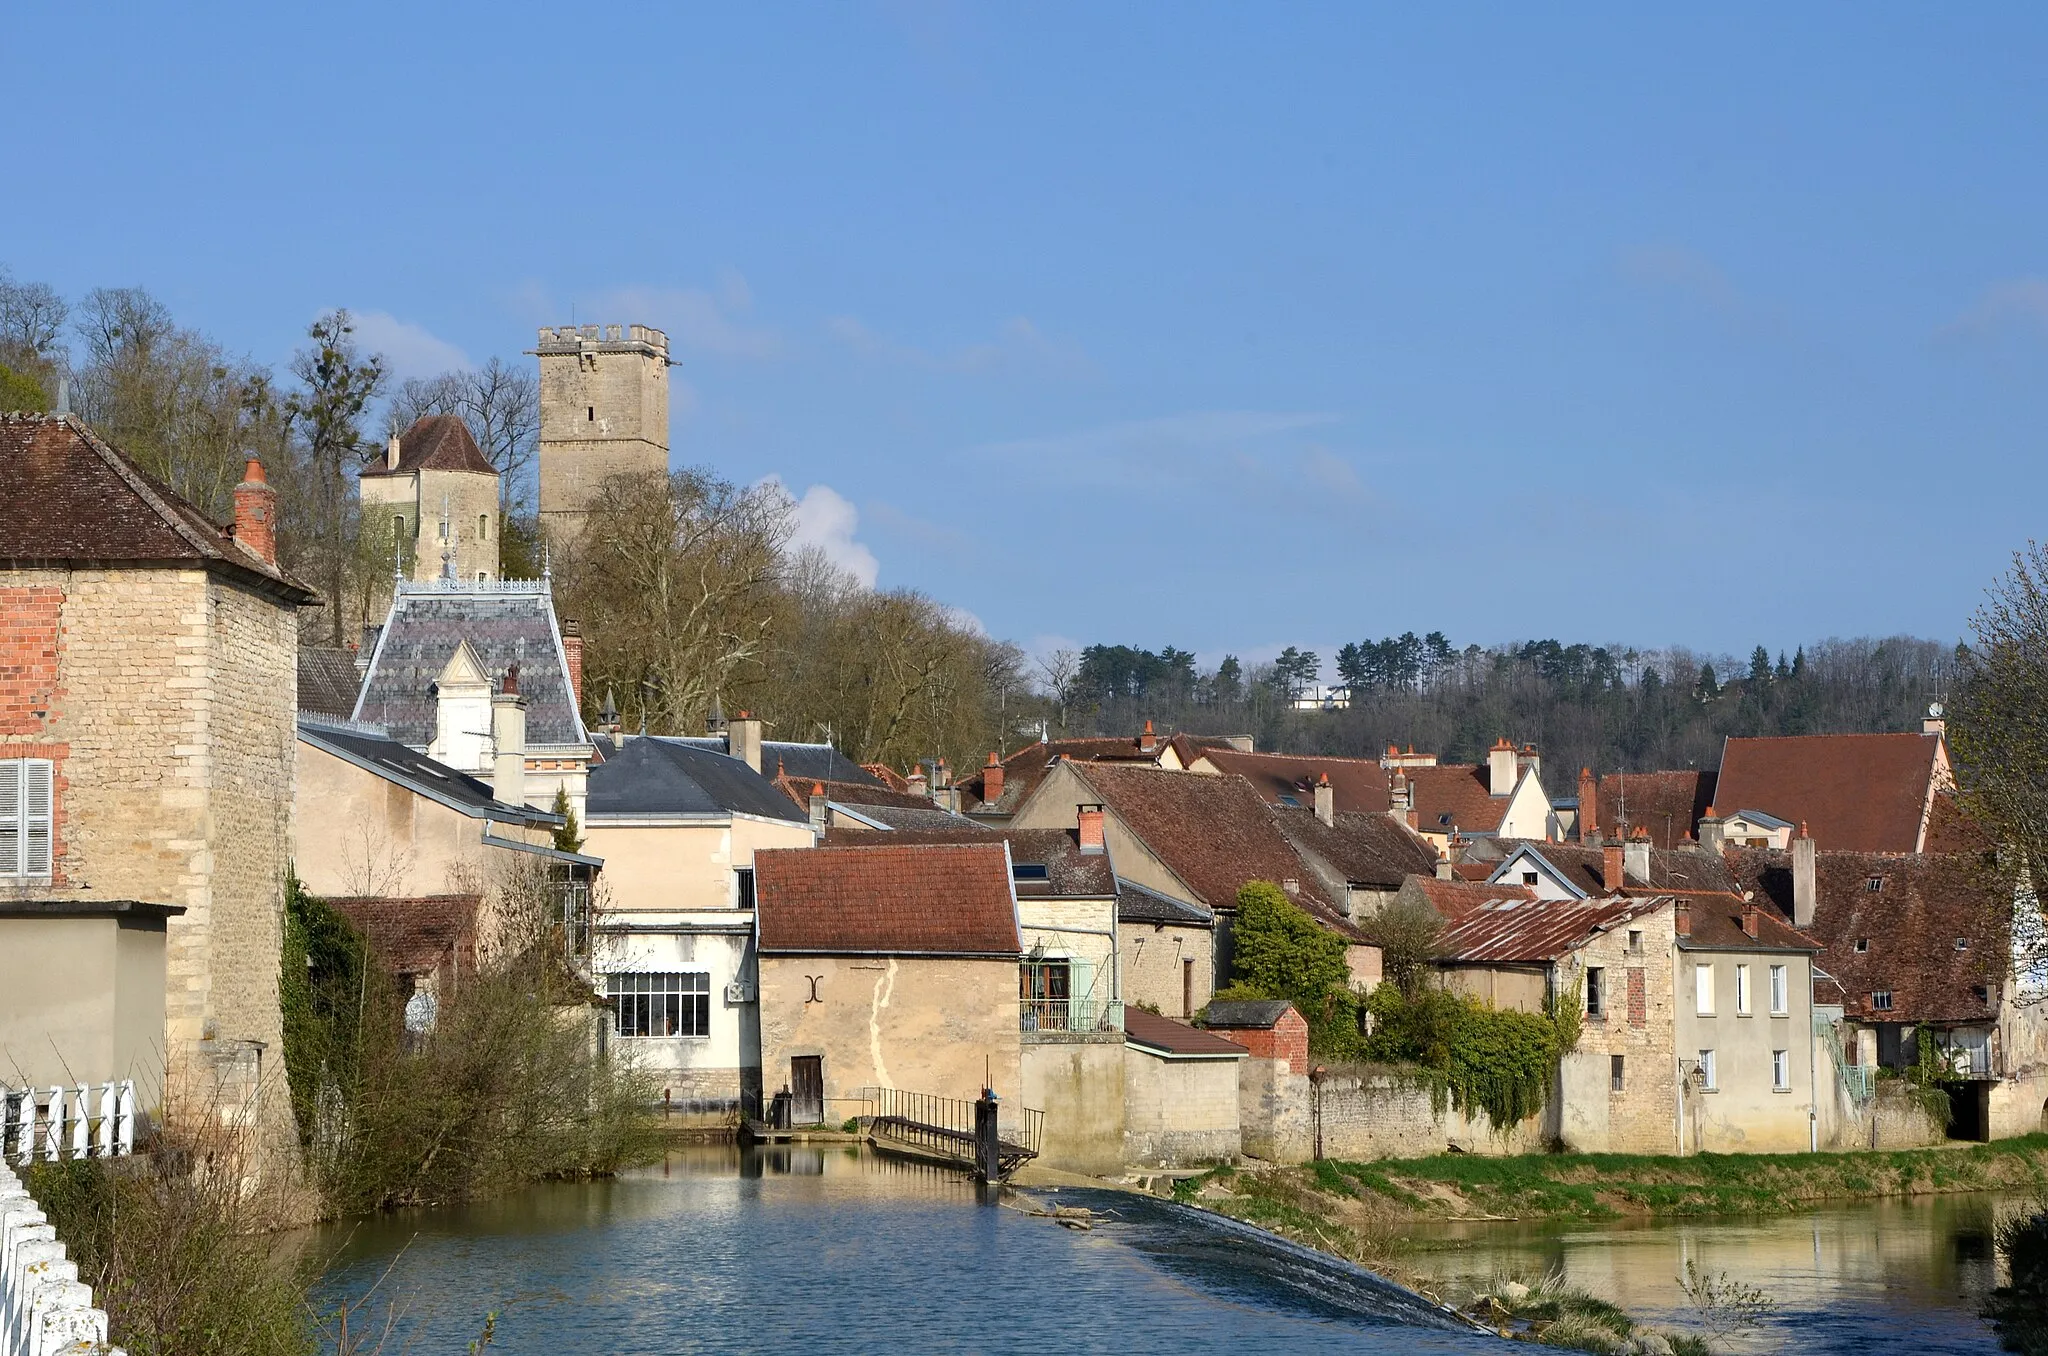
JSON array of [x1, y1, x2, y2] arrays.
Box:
[[386, 356, 540, 512], [1037, 648, 1079, 733], [285, 312, 386, 646], [0, 267, 68, 382]]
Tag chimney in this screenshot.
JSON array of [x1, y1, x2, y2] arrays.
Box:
[[1792, 823, 1817, 929], [1625, 827, 1652, 885], [1742, 898, 1760, 939], [491, 665, 527, 809], [809, 782, 829, 836], [1675, 901, 1692, 938], [231, 458, 277, 566], [1488, 738, 1519, 795], [1578, 767, 1598, 843], [730, 712, 763, 774], [55, 377, 70, 416], [905, 768, 929, 797], [1603, 843, 1627, 894], [1517, 742, 1542, 785], [1139, 720, 1158, 755], [1435, 854, 1454, 881], [1077, 804, 1106, 855], [1282, 877, 1300, 896], [932, 758, 951, 792], [981, 752, 1005, 806], [561, 619, 584, 712], [1389, 768, 1410, 814], [1923, 703, 1946, 737], [386, 432, 401, 471], [1697, 807, 1725, 855], [1314, 772, 1334, 827]]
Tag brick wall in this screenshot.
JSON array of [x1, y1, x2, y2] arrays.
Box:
[[1214, 1009, 1309, 1074]]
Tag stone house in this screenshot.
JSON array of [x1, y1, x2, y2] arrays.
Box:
[[753, 843, 1023, 1123], [958, 723, 1242, 823], [357, 415, 502, 624], [1379, 739, 1560, 852], [1120, 1007, 1245, 1166], [582, 730, 815, 1120], [0, 413, 313, 1122], [1273, 796, 1440, 920], [533, 324, 672, 541]]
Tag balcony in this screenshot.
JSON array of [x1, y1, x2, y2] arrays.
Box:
[[1018, 998, 1121, 1035]]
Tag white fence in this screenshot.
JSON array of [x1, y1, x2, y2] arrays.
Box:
[[0, 1087, 135, 1167], [0, 1156, 123, 1355]]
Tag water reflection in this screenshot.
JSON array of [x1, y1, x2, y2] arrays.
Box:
[[1409, 1192, 2019, 1354], [315, 1148, 1498, 1355]]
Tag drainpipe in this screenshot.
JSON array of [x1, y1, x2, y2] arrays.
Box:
[[1808, 959, 1820, 1152], [1022, 922, 1123, 1015]]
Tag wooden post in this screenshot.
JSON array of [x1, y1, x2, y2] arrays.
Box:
[[975, 1089, 1001, 1182]]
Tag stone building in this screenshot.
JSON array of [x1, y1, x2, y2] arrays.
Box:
[[0, 413, 313, 1120], [358, 415, 501, 595], [531, 324, 670, 540]]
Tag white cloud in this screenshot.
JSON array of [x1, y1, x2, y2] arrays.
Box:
[[762, 478, 880, 587], [1941, 278, 2048, 340], [596, 274, 782, 359], [347, 311, 471, 386], [825, 313, 1090, 377]]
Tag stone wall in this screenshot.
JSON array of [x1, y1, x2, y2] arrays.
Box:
[[1239, 1058, 1547, 1164], [1124, 1047, 1242, 1166], [1555, 907, 1681, 1153], [1120, 920, 1213, 1020], [1021, 1033, 1127, 1173], [537, 327, 670, 535]]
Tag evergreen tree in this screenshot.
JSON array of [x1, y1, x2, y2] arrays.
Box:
[[550, 785, 585, 854]]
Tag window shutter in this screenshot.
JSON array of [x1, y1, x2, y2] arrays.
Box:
[[0, 760, 19, 877], [24, 759, 52, 877]]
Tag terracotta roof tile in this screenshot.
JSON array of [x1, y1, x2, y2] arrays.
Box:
[[1407, 875, 1537, 922], [1588, 770, 1716, 849], [1274, 807, 1439, 888], [1123, 1006, 1249, 1057], [1404, 763, 1511, 835], [327, 894, 480, 976], [1713, 733, 1943, 854], [1493, 840, 1741, 896], [961, 730, 1237, 812], [359, 415, 497, 477], [1192, 748, 1393, 814], [755, 843, 1021, 957]]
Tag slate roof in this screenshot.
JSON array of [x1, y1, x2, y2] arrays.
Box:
[[359, 415, 497, 478], [831, 803, 987, 832], [1202, 999, 1298, 1030], [298, 717, 560, 826], [1404, 763, 1513, 835], [1589, 770, 1716, 849], [1275, 807, 1439, 888], [1439, 896, 1665, 964], [1124, 1007, 1248, 1058], [1405, 874, 1537, 922], [327, 894, 479, 977], [1064, 763, 1361, 938], [673, 738, 876, 787], [1727, 847, 2003, 1023], [586, 736, 806, 822], [353, 585, 587, 748], [754, 843, 1021, 957], [1116, 877, 1214, 926], [0, 412, 313, 600], [298, 647, 363, 718], [1492, 840, 1741, 897], [1193, 748, 1393, 814], [1713, 733, 1943, 854]]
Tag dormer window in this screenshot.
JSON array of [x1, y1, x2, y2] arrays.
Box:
[[1012, 863, 1050, 882], [1855, 938, 1870, 953], [1521, 871, 1539, 886], [1955, 937, 1969, 951], [1866, 876, 1885, 892]]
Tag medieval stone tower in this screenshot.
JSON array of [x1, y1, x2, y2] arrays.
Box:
[[532, 323, 671, 538]]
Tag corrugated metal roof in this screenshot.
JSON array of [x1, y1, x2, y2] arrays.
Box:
[[1439, 896, 1663, 964]]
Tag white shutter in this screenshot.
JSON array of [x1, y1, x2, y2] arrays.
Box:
[[24, 759, 53, 877], [0, 760, 19, 877]]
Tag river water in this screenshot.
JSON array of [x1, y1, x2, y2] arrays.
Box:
[[315, 1146, 2015, 1354]]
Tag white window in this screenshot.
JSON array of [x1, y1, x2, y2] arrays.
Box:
[[1769, 964, 1789, 1016], [608, 972, 710, 1037], [1697, 1048, 1718, 1091], [1772, 1049, 1790, 1091], [1695, 962, 1715, 1016], [1736, 964, 1751, 1016], [0, 758, 54, 880]]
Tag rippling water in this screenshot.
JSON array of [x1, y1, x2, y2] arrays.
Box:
[[314, 1146, 1499, 1354]]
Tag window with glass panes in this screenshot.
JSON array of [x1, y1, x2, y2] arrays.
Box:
[[608, 972, 710, 1037]]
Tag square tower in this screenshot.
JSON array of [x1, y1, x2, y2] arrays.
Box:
[[532, 324, 670, 539]]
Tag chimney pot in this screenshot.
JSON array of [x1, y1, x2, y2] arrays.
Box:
[[1603, 843, 1627, 893], [1675, 902, 1692, 938], [231, 457, 278, 566], [1077, 804, 1106, 854]]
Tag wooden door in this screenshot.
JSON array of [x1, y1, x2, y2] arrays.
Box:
[[790, 1056, 824, 1126]]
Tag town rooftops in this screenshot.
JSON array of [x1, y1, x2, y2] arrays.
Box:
[[1116, 877, 1214, 926], [1489, 840, 1741, 898], [0, 412, 313, 601], [823, 826, 1117, 898], [359, 415, 498, 478], [1201, 999, 1297, 1030], [298, 647, 363, 718], [586, 736, 806, 822], [1275, 806, 1439, 889], [754, 843, 1022, 958], [297, 716, 562, 828], [1713, 732, 1945, 854], [1587, 769, 1717, 849], [1664, 889, 1820, 954], [1438, 896, 1666, 965], [1404, 874, 1537, 922], [1191, 748, 1393, 814], [1123, 1007, 1249, 1059], [675, 737, 876, 787], [772, 771, 927, 813], [1404, 763, 1514, 835], [353, 581, 587, 749], [961, 728, 1239, 814]]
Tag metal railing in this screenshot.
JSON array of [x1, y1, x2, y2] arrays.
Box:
[[857, 1086, 1043, 1165], [1, 1084, 137, 1165], [1018, 998, 1121, 1034], [1816, 1021, 1876, 1104]]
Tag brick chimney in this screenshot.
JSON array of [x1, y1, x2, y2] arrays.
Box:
[[1675, 901, 1692, 938], [232, 458, 277, 566], [1578, 767, 1598, 843], [1139, 720, 1158, 755], [981, 752, 1004, 805], [1313, 772, 1335, 828], [561, 619, 584, 711], [1488, 738, 1519, 795], [1742, 897, 1760, 939], [491, 665, 527, 809], [1077, 803, 1106, 855], [1603, 842, 1627, 893], [1792, 822, 1817, 928]]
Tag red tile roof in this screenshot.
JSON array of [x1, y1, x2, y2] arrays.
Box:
[[1661, 889, 1820, 954], [1589, 770, 1716, 849], [1192, 748, 1392, 814], [819, 825, 1115, 898], [359, 414, 497, 477], [961, 730, 1238, 812], [1439, 896, 1664, 964], [1404, 763, 1512, 835], [1123, 1006, 1249, 1058], [1405, 875, 1537, 922], [1713, 733, 1943, 854], [1065, 763, 1358, 936], [1727, 847, 2002, 1022], [0, 413, 313, 600], [1492, 840, 1741, 896], [754, 843, 1021, 957], [772, 771, 934, 812]]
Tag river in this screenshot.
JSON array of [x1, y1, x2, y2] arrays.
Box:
[[315, 1146, 2016, 1353]]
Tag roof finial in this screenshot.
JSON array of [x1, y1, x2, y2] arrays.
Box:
[[439, 492, 455, 581], [541, 538, 552, 584]]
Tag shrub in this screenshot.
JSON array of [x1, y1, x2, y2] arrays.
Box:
[[1363, 984, 1565, 1130], [1986, 1207, 2048, 1353], [1227, 880, 1366, 1057]]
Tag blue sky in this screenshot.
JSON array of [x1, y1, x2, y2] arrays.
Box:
[[8, 3, 2047, 671]]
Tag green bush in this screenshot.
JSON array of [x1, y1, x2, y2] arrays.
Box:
[[0, 361, 47, 412], [1226, 880, 1367, 1058], [1364, 984, 1566, 1130]]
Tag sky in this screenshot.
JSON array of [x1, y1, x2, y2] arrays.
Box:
[[7, 3, 2048, 672]]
